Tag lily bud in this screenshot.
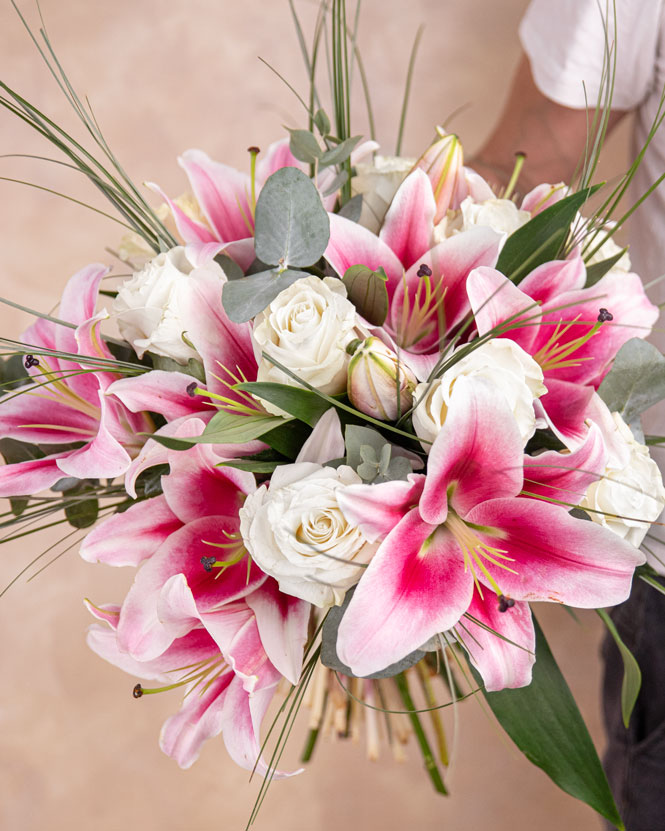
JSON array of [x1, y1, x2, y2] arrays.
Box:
[[347, 337, 416, 421], [413, 127, 464, 223]]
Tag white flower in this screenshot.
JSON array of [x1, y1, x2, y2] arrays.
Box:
[[412, 339, 546, 447], [585, 228, 632, 274], [114, 246, 222, 363], [434, 195, 530, 243], [351, 154, 415, 233], [239, 463, 377, 607], [252, 276, 360, 415], [581, 410, 665, 548]]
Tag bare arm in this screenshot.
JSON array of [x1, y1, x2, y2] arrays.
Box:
[[470, 54, 627, 193]]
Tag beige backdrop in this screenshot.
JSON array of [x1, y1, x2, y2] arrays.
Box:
[[0, 1, 632, 829]]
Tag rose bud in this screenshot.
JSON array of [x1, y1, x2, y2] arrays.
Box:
[[347, 337, 416, 421], [413, 127, 464, 223]]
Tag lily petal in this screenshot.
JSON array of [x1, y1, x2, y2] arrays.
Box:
[[337, 509, 474, 677], [461, 588, 535, 691]]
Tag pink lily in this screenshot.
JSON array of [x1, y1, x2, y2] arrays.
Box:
[[107, 248, 264, 494], [0, 264, 152, 497], [150, 138, 378, 264], [325, 175, 503, 378], [81, 418, 309, 684], [467, 256, 659, 445], [335, 376, 644, 681], [85, 599, 294, 774]]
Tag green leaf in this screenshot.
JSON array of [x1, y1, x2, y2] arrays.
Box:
[[496, 185, 602, 282], [338, 193, 362, 223], [64, 485, 99, 529], [597, 338, 665, 425], [322, 169, 349, 198], [597, 609, 642, 728], [235, 382, 333, 426], [149, 411, 286, 450], [148, 353, 206, 383], [342, 264, 389, 325], [321, 588, 425, 679], [261, 419, 311, 458], [214, 252, 244, 281], [0, 354, 30, 390], [9, 496, 28, 517], [254, 166, 330, 268], [474, 616, 623, 829], [288, 129, 323, 164], [221, 267, 310, 323], [217, 458, 283, 474], [584, 248, 627, 286], [319, 135, 361, 169], [313, 108, 331, 136], [344, 425, 387, 469], [134, 463, 169, 498], [0, 437, 45, 466]]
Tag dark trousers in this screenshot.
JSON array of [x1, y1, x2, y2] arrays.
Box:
[[603, 577, 665, 830]]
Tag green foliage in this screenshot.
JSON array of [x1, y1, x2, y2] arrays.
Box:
[[597, 609, 642, 728], [496, 185, 602, 282], [597, 338, 665, 426], [342, 264, 389, 325], [475, 616, 623, 828], [584, 247, 627, 286], [234, 382, 333, 426]]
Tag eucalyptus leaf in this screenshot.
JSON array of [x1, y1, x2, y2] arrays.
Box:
[[584, 248, 627, 286], [597, 338, 665, 424], [0, 437, 44, 466], [338, 193, 363, 223], [222, 268, 310, 323], [345, 425, 388, 469], [288, 129, 323, 164], [322, 169, 349, 197], [342, 264, 389, 325], [496, 185, 602, 282], [321, 588, 425, 679], [597, 608, 642, 728], [149, 354, 206, 383], [9, 496, 28, 517], [254, 166, 330, 268], [235, 381, 334, 426], [319, 135, 362, 168], [214, 252, 244, 281], [64, 489, 99, 529], [149, 411, 286, 450], [313, 108, 331, 136], [134, 463, 169, 498], [474, 615, 623, 829]]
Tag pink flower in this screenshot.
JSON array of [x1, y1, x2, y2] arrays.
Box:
[[467, 256, 659, 445], [86, 598, 293, 774], [325, 172, 503, 379], [335, 377, 644, 683], [0, 264, 152, 497]]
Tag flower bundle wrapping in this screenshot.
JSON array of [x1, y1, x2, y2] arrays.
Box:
[[2, 3, 665, 829]]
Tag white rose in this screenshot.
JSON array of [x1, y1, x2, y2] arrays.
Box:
[[239, 463, 377, 607], [434, 195, 530, 243], [252, 276, 360, 415], [351, 154, 415, 233], [412, 339, 546, 447], [585, 228, 632, 274], [581, 411, 665, 548], [114, 246, 222, 363]]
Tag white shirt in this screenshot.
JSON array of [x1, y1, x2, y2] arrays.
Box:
[[520, 0, 665, 294], [521, 1, 665, 567]]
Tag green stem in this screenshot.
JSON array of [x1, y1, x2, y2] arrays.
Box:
[[394, 672, 448, 795]]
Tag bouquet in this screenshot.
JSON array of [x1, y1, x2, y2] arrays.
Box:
[[2, 2, 665, 828]]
